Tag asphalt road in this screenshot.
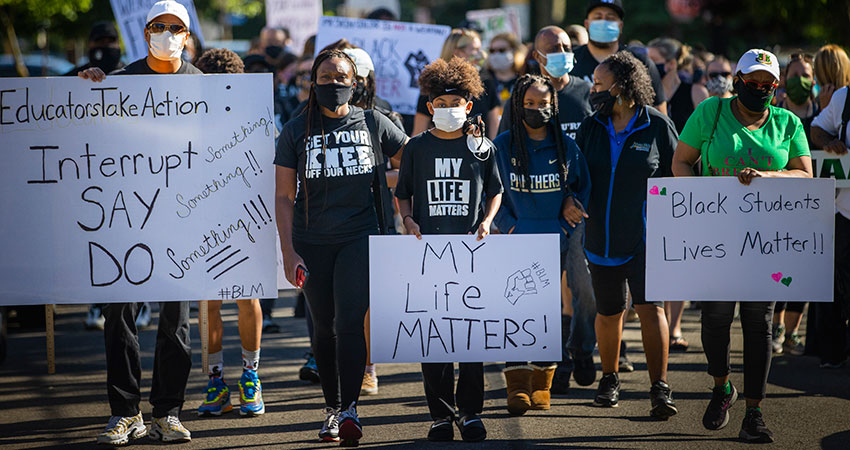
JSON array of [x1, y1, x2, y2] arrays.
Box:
[[1, 296, 848, 449]]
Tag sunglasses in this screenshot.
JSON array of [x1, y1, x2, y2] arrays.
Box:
[[147, 22, 186, 34], [739, 78, 778, 92], [489, 47, 511, 54], [708, 71, 731, 78]]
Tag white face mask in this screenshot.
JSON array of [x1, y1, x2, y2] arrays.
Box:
[[149, 31, 186, 61], [489, 52, 514, 71], [432, 106, 468, 132]]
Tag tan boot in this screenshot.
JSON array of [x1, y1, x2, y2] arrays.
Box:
[[530, 364, 557, 410], [503, 366, 533, 416]]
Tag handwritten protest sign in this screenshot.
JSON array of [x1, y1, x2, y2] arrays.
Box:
[[810, 150, 850, 188], [109, 0, 205, 62], [265, 0, 322, 57], [315, 16, 451, 115], [465, 8, 521, 47], [369, 234, 561, 363], [646, 177, 834, 302], [0, 74, 276, 305]]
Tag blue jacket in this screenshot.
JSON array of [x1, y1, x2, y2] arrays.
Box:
[[493, 129, 591, 253]]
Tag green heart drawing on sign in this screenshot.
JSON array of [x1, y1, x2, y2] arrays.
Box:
[[781, 277, 792, 287], [660, 187, 667, 196]]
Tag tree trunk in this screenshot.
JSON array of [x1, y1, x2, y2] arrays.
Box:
[[1, 7, 29, 77]]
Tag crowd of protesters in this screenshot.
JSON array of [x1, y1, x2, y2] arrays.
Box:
[[37, 0, 850, 446]]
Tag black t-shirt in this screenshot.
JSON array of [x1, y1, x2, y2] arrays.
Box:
[[111, 58, 202, 75], [498, 75, 592, 140], [488, 70, 517, 108], [669, 82, 695, 133], [275, 106, 408, 244], [416, 74, 500, 120], [395, 131, 503, 235], [570, 44, 666, 107]]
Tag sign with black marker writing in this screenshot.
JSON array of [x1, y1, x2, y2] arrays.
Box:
[[369, 234, 561, 363], [314, 16, 451, 116], [646, 177, 835, 302], [0, 74, 276, 305]]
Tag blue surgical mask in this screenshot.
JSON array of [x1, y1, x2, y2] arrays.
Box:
[[538, 50, 574, 78], [588, 20, 620, 44]]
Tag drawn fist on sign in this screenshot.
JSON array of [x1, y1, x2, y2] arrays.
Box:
[[504, 269, 537, 305]]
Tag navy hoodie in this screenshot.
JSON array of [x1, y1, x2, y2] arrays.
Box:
[[493, 129, 591, 253]]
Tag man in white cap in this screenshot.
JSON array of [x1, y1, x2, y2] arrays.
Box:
[[79, 1, 200, 445]]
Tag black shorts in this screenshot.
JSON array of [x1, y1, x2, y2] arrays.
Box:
[[587, 250, 661, 316]]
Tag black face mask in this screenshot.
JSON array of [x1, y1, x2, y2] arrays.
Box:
[[734, 79, 773, 113], [351, 82, 367, 106], [522, 107, 553, 129], [655, 63, 667, 79], [590, 90, 617, 116], [265, 45, 283, 59], [315, 82, 353, 110], [89, 46, 121, 72]]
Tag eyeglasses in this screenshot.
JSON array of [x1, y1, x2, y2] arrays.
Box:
[[739, 78, 778, 92], [147, 22, 186, 34], [489, 47, 510, 54], [708, 71, 731, 78]]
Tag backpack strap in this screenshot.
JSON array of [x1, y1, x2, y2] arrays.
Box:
[[839, 88, 850, 143], [364, 110, 391, 235]]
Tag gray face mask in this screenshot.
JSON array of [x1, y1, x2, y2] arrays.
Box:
[[706, 75, 733, 95]]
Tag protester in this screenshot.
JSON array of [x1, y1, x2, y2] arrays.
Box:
[[673, 49, 812, 443], [494, 74, 591, 415], [412, 29, 501, 139], [65, 21, 124, 76], [647, 38, 708, 133], [566, 24, 589, 48], [77, 0, 200, 444], [274, 48, 408, 445], [813, 44, 850, 109], [396, 56, 502, 442], [575, 51, 678, 419], [810, 65, 850, 370], [183, 33, 203, 64], [704, 56, 735, 99], [486, 33, 526, 110], [498, 25, 598, 395], [570, 0, 668, 114], [777, 53, 819, 145], [256, 26, 294, 69]]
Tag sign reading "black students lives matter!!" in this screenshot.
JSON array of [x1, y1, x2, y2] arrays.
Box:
[[0, 75, 276, 305], [646, 177, 835, 303], [369, 234, 562, 363]]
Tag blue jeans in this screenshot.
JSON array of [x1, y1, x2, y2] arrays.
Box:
[[565, 222, 597, 360]]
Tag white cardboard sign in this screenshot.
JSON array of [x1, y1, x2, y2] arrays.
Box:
[[314, 16, 451, 115], [810, 150, 850, 188], [646, 177, 835, 302], [265, 0, 323, 57], [369, 234, 561, 363], [465, 8, 521, 47], [109, 0, 205, 62], [0, 74, 276, 305]]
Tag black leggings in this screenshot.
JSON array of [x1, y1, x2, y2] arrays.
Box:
[[701, 302, 774, 400], [296, 237, 369, 410]]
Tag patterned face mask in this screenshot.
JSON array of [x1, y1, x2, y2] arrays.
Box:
[[706, 75, 733, 95]]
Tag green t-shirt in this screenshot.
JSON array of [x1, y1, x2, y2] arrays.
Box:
[[679, 96, 810, 176]]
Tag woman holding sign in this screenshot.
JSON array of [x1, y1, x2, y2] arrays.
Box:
[[574, 51, 679, 419], [672, 49, 812, 444], [275, 48, 408, 446]]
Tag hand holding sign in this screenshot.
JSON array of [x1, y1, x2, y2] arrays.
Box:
[[504, 269, 537, 305]]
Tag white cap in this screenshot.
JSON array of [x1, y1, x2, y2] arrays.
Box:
[[343, 48, 374, 78], [146, 1, 191, 29], [736, 49, 779, 81]]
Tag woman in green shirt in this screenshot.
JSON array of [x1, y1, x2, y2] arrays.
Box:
[[671, 49, 812, 444]]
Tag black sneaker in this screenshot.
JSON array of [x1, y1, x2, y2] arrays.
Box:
[[702, 382, 738, 430], [550, 367, 570, 395], [455, 413, 486, 442], [427, 417, 453, 441], [299, 352, 320, 383], [739, 408, 774, 443], [649, 381, 678, 419], [619, 341, 634, 373], [593, 373, 620, 407], [573, 353, 596, 386]]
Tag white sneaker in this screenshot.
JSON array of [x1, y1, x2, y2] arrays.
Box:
[[318, 407, 340, 442], [361, 371, 378, 395], [149, 416, 191, 442], [96, 413, 146, 445], [85, 305, 105, 331], [135, 303, 152, 329]]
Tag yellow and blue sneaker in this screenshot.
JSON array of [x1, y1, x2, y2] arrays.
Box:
[[239, 369, 265, 416], [198, 376, 232, 416]]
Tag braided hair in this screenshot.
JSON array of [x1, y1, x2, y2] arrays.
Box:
[[508, 74, 570, 192], [302, 48, 357, 224]]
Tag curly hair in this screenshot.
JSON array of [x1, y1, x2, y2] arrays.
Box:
[[599, 51, 654, 107], [418, 56, 484, 101], [195, 48, 244, 74]]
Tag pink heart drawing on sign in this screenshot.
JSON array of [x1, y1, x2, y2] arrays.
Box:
[[649, 186, 660, 195], [771, 272, 782, 282]]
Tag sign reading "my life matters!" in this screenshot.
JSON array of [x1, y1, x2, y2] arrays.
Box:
[[369, 234, 562, 363], [0, 74, 276, 305], [646, 177, 835, 302]]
